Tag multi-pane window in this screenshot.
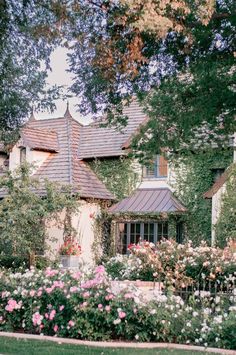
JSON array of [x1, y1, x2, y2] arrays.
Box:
[[117, 221, 169, 254], [143, 155, 168, 179]]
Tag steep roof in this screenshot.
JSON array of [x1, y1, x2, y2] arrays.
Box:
[[109, 188, 186, 214], [21, 127, 59, 152], [22, 114, 114, 200], [78, 100, 147, 159], [204, 167, 231, 199]]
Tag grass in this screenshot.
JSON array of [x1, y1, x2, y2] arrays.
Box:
[[0, 337, 218, 355]]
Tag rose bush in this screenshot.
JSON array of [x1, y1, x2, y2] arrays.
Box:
[[0, 265, 236, 349], [105, 240, 236, 289]]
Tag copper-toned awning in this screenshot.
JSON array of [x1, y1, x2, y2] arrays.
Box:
[[109, 188, 186, 214]]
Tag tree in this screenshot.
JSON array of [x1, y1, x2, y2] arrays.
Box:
[[63, 0, 236, 158], [0, 164, 79, 263], [0, 0, 65, 132]]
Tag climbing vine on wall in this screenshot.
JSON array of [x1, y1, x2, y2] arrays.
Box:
[[214, 163, 236, 248], [89, 157, 140, 200], [172, 149, 232, 245]]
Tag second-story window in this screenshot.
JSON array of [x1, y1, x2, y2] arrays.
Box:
[[143, 155, 168, 179], [20, 147, 26, 164]]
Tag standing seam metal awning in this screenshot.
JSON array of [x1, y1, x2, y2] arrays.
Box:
[[109, 188, 186, 214]]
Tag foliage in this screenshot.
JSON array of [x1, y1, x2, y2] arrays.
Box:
[[59, 0, 236, 157], [215, 164, 236, 247], [89, 157, 140, 200], [0, 164, 79, 259], [0, 255, 28, 270], [172, 149, 232, 244], [0, 265, 235, 349], [59, 239, 81, 256], [104, 239, 236, 286], [0, 0, 66, 132]]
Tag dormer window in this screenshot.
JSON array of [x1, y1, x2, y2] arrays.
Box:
[[143, 155, 168, 179], [20, 147, 26, 164]]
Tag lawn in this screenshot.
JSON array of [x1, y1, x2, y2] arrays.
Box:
[[0, 337, 218, 355]]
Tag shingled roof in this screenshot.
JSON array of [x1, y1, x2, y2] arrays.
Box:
[[21, 127, 59, 152], [78, 100, 147, 159], [109, 188, 186, 214], [204, 167, 232, 199], [18, 112, 114, 200]]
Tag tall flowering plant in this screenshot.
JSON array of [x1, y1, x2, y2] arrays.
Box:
[[59, 238, 81, 256]]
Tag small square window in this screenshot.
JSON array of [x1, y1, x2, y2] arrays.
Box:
[[143, 155, 168, 179]]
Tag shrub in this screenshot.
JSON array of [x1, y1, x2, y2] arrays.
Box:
[[0, 255, 28, 270], [104, 240, 236, 289], [0, 266, 235, 349]]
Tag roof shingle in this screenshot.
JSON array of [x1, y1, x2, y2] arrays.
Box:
[[21, 127, 59, 152], [78, 100, 147, 159]]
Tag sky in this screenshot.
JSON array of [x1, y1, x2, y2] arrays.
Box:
[[35, 47, 91, 125]]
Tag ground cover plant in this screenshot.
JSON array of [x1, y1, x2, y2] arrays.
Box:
[[0, 263, 235, 350]]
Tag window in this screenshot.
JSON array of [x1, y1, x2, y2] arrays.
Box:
[[20, 147, 26, 164], [143, 155, 168, 179], [211, 168, 225, 182], [117, 221, 169, 254]]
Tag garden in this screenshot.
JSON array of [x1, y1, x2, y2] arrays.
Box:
[[0, 239, 235, 351]]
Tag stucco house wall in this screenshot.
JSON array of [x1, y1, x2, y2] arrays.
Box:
[[46, 201, 101, 264], [9, 141, 50, 173]]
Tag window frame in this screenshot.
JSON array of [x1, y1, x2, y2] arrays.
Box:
[[117, 221, 169, 254], [143, 155, 168, 180]]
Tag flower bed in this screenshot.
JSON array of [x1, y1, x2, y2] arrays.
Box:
[[104, 240, 236, 289], [0, 266, 235, 349]]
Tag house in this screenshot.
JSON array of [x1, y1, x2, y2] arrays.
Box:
[[0, 100, 187, 262], [204, 133, 236, 245]]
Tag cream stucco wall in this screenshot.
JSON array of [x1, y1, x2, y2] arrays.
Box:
[[9, 140, 51, 173], [46, 201, 101, 265]]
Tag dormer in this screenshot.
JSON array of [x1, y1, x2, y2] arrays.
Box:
[[9, 128, 59, 172], [139, 154, 170, 189]]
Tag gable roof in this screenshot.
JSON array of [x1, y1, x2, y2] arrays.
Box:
[[109, 188, 186, 214], [15, 115, 114, 200], [204, 167, 231, 199], [21, 127, 59, 153], [78, 100, 147, 159]]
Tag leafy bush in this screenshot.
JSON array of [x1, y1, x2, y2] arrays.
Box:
[[0, 255, 28, 270], [0, 266, 235, 349]]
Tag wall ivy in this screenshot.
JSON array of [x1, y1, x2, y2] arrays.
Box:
[[215, 163, 236, 247], [172, 149, 233, 245], [89, 157, 140, 200]]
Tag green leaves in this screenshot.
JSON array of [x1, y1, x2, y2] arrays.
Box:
[[0, 163, 79, 257]]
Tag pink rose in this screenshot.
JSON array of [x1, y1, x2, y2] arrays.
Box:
[[98, 304, 103, 310], [68, 320, 75, 327], [118, 311, 126, 319], [54, 325, 59, 332], [59, 305, 65, 311], [105, 305, 111, 312], [49, 311, 55, 320]]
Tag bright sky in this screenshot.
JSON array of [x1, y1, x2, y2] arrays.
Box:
[[35, 47, 91, 125]]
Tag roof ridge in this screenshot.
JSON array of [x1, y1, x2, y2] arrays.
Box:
[[66, 115, 73, 185]]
